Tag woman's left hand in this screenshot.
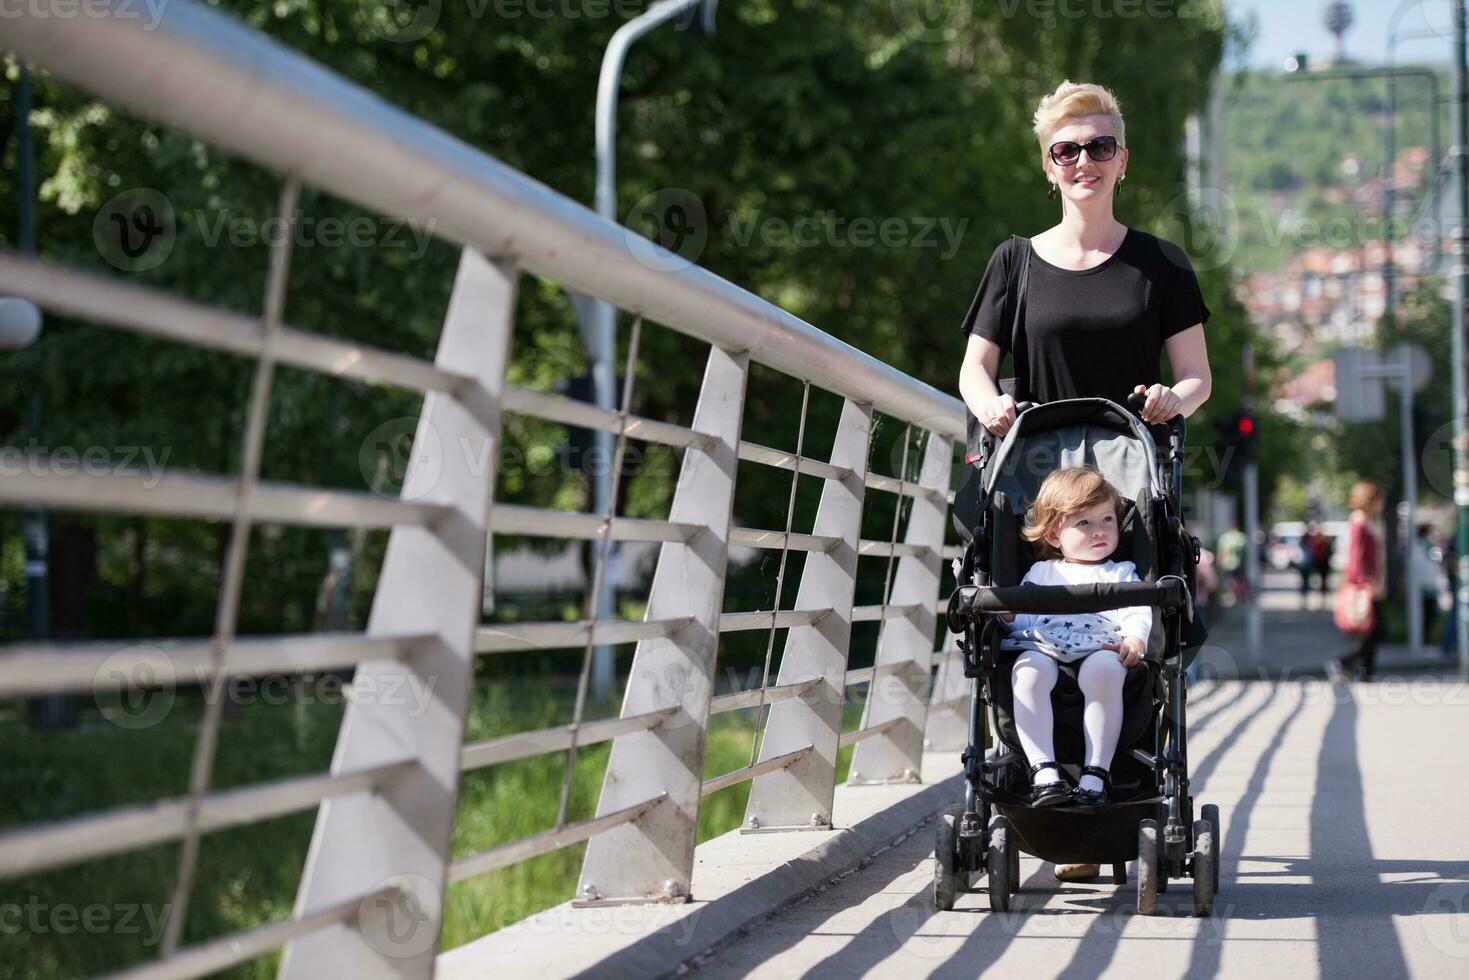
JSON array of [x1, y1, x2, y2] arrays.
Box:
[[1134, 383, 1183, 425]]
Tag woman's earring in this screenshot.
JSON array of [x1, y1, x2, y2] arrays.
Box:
[[1047, 181, 1058, 201], [1117, 173, 1125, 197]]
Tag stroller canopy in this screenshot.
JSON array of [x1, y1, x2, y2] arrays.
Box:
[[983, 398, 1163, 511]]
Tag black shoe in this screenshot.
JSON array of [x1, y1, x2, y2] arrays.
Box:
[[1070, 765, 1111, 807], [1029, 761, 1070, 807]]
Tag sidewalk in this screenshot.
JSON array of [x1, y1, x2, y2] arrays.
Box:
[[1199, 570, 1462, 679]]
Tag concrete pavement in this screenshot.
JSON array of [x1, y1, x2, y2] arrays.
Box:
[[1193, 569, 1460, 680], [684, 676, 1469, 979]]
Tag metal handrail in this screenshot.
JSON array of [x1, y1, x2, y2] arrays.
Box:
[[1, 1, 964, 438], [0, 1, 968, 972]]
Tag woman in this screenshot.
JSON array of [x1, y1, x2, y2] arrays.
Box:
[[956, 80, 1213, 881], [958, 80, 1212, 431], [1330, 481, 1387, 681]]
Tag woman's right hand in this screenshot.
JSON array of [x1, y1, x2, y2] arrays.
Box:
[[979, 393, 1018, 438]]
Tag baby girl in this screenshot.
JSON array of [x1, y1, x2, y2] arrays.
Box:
[[998, 465, 1151, 807]]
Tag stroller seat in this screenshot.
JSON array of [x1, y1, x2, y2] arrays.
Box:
[[982, 486, 1163, 798]]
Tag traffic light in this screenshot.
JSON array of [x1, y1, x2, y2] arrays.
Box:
[[1214, 411, 1258, 489], [1234, 411, 1257, 463]]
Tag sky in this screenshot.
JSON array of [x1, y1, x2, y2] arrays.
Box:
[[1230, 0, 1458, 70]]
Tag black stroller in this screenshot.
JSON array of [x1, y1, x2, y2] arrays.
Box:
[[937, 392, 1219, 916]]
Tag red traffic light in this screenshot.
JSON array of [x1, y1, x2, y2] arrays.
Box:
[[1236, 415, 1255, 437]]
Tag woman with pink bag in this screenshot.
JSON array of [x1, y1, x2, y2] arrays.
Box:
[[1328, 480, 1386, 682]]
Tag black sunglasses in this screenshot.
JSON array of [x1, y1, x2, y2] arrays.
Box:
[[1048, 135, 1121, 166]]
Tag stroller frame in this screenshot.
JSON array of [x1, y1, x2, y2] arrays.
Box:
[[935, 393, 1219, 916]]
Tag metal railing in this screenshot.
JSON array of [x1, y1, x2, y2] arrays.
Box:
[[0, 2, 973, 976]]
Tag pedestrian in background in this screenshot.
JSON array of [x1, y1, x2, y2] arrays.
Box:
[[1300, 521, 1333, 610], [1329, 481, 1386, 682], [1216, 523, 1245, 606], [1411, 523, 1442, 651], [1443, 538, 1459, 656]]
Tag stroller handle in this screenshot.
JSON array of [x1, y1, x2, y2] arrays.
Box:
[[946, 579, 1189, 633], [1126, 390, 1186, 430]]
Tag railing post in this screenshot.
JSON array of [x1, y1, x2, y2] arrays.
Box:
[[576, 345, 748, 904], [849, 431, 953, 784], [742, 398, 872, 832], [924, 639, 970, 750], [281, 248, 515, 978]]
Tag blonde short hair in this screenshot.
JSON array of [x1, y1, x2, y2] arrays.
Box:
[[1348, 480, 1383, 512], [1033, 80, 1126, 158], [1021, 466, 1124, 560]]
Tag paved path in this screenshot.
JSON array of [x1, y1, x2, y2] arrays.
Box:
[[1194, 569, 1459, 681], [685, 675, 1469, 978]]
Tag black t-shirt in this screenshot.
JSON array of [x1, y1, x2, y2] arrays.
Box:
[[959, 228, 1211, 407]]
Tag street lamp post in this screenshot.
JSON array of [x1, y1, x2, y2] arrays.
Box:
[[588, 0, 716, 702]]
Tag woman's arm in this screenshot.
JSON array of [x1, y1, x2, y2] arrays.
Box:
[[1132, 325, 1211, 424], [1162, 324, 1211, 417], [959, 333, 1018, 436]]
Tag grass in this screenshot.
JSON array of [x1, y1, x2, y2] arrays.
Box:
[[0, 676, 868, 979]]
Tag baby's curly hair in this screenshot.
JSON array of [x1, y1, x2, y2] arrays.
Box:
[[1021, 465, 1124, 560]]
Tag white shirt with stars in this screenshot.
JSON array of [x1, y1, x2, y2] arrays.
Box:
[[998, 558, 1153, 664]]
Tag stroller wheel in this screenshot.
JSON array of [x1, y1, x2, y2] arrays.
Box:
[[1113, 862, 1128, 886], [1192, 818, 1216, 917], [1008, 834, 1020, 894], [1137, 819, 1159, 915], [934, 805, 964, 911], [1202, 803, 1221, 894], [987, 815, 1013, 913]]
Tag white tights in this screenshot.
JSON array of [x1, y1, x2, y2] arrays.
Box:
[[1010, 649, 1129, 792]]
